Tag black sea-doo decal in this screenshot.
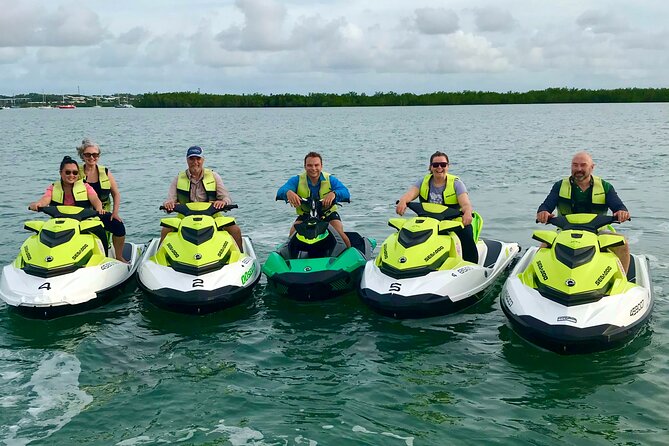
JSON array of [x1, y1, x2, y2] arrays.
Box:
[[557, 316, 577, 323]]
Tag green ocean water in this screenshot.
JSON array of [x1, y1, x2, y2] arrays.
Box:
[[0, 104, 668, 445]]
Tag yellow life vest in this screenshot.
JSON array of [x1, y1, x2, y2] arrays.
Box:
[[176, 169, 217, 204], [50, 179, 90, 207], [557, 175, 607, 215], [296, 171, 336, 215], [419, 173, 459, 207], [79, 165, 111, 210]]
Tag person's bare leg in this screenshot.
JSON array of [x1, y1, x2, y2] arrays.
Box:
[[112, 235, 128, 262], [610, 243, 631, 274], [225, 224, 243, 252], [329, 220, 351, 248]]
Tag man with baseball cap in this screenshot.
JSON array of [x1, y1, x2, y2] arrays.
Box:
[[161, 146, 243, 250]]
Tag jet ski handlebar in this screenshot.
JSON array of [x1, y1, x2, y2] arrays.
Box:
[[544, 214, 624, 233], [159, 203, 238, 216]]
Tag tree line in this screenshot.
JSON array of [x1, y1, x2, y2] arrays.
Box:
[[134, 88, 669, 108]]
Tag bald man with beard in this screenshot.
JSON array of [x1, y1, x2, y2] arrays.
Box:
[[536, 151, 631, 273]]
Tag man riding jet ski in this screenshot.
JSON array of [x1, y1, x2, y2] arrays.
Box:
[[0, 205, 143, 319], [359, 201, 520, 318], [501, 214, 652, 354], [501, 152, 652, 353], [137, 202, 261, 314], [262, 197, 376, 300]]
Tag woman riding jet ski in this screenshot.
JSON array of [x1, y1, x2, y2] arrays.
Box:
[[0, 156, 143, 319], [137, 202, 261, 314], [501, 214, 653, 354], [359, 201, 520, 318], [263, 197, 376, 300], [0, 206, 143, 319]]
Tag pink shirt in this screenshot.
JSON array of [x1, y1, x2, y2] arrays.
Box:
[[44, 183, 97, 205]]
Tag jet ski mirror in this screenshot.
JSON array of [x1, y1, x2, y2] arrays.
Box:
[[532, 230, 557, 247], [598, 233, 626, 250], [24, 221, 44, 234]]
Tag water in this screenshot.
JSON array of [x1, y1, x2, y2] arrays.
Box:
[[1, 104, 668, 445]]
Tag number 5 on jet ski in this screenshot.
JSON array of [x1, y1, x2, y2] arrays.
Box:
[[359, 151, 520, 318]]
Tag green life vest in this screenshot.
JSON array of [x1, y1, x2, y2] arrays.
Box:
[[419, 173, 459, 207], [176, 169, 217, 204], [296, 171, 337, 215], [50, 179, 90, 207], [557, 175, 607, 215], [80, 165, 111, 210]]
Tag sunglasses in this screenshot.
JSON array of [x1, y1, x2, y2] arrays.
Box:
[[431, 162, 449, 168], [83, 153, 100, 159], [63, 170, 79, 176]]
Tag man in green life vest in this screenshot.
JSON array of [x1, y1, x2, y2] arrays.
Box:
[[276, 151, 352, 248], [536, 151, 631, 272], [161, 146, 243, 250]]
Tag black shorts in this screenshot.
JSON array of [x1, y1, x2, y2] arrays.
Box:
[[295, 212, 342, 223], [98, 213, 126, 237]]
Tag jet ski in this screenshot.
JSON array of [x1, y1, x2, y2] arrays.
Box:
[[359, 202, 521, 318], [262, 197, 376, 300], [137, 202, 261, 314], [501, 213, 653, 354], [0, 205, 143, 319]]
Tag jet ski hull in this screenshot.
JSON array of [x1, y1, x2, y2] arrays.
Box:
[[263, 231, 374, 301], [138, 236, 261, 314], [0, 242, 144, 319], [360, 238, 520, 318], [501, 248, 653, 354]]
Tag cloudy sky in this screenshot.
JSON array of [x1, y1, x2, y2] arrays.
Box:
[[1, 0, 668, 95]]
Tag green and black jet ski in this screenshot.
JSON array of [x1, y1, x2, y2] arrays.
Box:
[[359, 202, 520, 318], [137, 202, 261, 314], [262, 197, 376, 300], [0, 205, 144, 319], [502, 213, 653, 354]]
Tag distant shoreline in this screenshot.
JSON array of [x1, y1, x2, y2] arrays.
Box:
[[2, 87, 668, 108]]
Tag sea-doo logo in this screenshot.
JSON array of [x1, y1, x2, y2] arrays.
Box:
[[217, 241, 229, 257], [71, 244, 89, 261], [383, 244, 388, 259], [45, 256, 53, 263], [565, 279, 576, 287], [594, 266, 612, 286], [166, 243, 179, 258], [242, 257, 252, 265], [630, 300, 644, 317], [399, 256, 407, 264], [389, 282, 402, 292], [241, 263, 257, 285], [424, 246, 444, 262], [536, 261, 548, 280], [557, 316, 577, 323], [23, 246, 32, 261], [457, 266, 474, 274], [194, 253, 202, 260], [100, 262, 114, 271], [304, 266, 312, 271]]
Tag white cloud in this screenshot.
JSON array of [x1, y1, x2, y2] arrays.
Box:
[[472, 7, 516, 33], [576, 10, 629, 34], [414, 8, 459, 35]]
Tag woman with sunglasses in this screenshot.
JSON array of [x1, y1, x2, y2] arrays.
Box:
[[76, 139, 128, 262], [395, 151, 478, 263], [29, 155, 127, 262]]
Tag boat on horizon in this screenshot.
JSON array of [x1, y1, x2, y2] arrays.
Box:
[[58, 104, 76, 109]]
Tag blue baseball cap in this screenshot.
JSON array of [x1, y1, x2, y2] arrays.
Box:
[[186, 146, 204, 158]]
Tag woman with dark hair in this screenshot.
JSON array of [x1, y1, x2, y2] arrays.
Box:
[[29, 155, 128, 262], [395, 150, 479, 263]]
